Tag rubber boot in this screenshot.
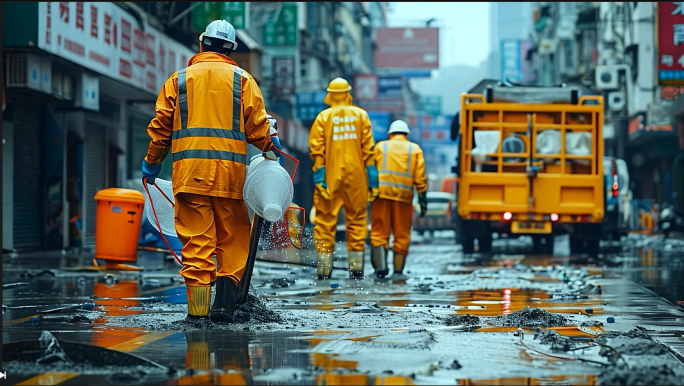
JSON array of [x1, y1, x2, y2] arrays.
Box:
[[317, 252, 333, 280], [348, 251, 365, 279], [185, 286, 211, 322], [393, 253, 407, 276], [371, 245, 389, 278], [209, 276, 237, 323]]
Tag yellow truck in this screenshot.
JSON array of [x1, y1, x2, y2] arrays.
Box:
[[451, 85, 604, 256]]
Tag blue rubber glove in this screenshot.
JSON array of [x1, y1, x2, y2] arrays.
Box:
[[313, 167, 330, 200], [271, 135, 284, 166], [366, 165, 379, 189], [366, 164, 379, 202], [142, 160, 162, 185]]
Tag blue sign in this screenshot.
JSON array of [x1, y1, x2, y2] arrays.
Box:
[[420, 96, 442, 116], [377, 76, 402, 98], [367, 111, 391, 142], [500, 39, 522, 83], [296, 91, 328, 121]]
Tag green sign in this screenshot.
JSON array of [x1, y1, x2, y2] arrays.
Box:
[[421, 96, 442, 116], [263, 3, 297, 46], [192, 3, 220, 32], [220, 2, 246, 29]]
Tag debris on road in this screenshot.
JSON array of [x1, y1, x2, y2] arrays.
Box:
[[490, 307, 568, 328]]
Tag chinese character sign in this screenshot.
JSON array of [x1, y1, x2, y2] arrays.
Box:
[[264, 3, 297, 46], [658, 2, 684, 85], [500, 39, 522, 83], [37, 2, 194, 95]]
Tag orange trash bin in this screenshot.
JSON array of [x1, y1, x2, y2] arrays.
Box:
[[93, 188, 145, 265]]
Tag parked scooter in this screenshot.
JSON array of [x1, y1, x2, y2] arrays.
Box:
[[659, 203, 684, 237]]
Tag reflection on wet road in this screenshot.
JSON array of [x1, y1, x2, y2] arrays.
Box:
[[3, 233, 684, 385]]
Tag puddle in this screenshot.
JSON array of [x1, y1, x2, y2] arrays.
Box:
[[4, 240, 684, 385]]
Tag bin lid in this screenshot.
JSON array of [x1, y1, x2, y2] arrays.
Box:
[[94, 188, 145, 204]]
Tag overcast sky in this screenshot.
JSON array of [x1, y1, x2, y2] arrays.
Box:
[[386, 2, 490, 69]]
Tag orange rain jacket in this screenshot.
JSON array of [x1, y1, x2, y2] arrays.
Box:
[[374, 134, 428, 204], [145, 52, 273, 199]]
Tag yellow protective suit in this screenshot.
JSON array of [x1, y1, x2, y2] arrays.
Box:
[[370, 134, 427, 256], [309, 100, 375, 255], [145, 51, 273, 289]]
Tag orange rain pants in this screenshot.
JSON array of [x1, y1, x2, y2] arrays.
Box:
[[313, 181, 368, 254], [174, 193, 251, 287], [370, 198, 414, 256]]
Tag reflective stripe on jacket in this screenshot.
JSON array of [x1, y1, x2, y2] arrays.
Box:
[[374, 134, 428, 204], [145, 52, 272, 199]]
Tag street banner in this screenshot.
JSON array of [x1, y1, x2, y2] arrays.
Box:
[[377, 76, 402, 98], [367, 111, 391, 142], [273, 57, 295, 97], [420, 95, 442, 116], [657, 2, 684, 85], [374, 28, 439, 69], [296, 91, 327, 121], [263, 3, 297, 46], [354, 74, 378, 101], [39, 2, 194, 96], [220, 2, 247, 29]]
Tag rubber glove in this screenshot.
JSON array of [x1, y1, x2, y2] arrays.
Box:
[[366, 164, 379, 202], [264, 113, 284, 165], [313, 167, 330, 200], [418, 191, 428, 217], [142, 160, 162, 185]]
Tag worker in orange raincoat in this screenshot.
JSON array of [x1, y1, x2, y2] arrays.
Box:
[[142, 20, 280, 323], [309, 78, 378, 280], [370, 120, 427, 278]]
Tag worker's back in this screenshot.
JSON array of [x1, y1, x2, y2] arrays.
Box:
[[310, 104, 374, 192], [158, 52, 271, 199], [375, 135, 427, 204]]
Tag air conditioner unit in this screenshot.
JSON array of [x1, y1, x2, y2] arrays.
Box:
[[5, 52, 52, 94], [74, 73, 100, 111], [607, 91, 626, 112], [595, 66, 619, 91]]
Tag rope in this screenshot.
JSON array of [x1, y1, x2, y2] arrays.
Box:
[[142, 147, 303, 263], [143, 178, 182, 265]]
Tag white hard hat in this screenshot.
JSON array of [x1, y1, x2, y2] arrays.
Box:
[[200, 20, 238, 50], [388, 120, 411, 135]]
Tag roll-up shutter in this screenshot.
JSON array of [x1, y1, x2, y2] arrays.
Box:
[[83, 122, 106, 249], [13, 101, 43, 249]]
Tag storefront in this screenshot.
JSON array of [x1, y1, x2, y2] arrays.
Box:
[[672, 94, 684, 211], [626, 110, 681, 206], [2, 2, 193, 253]]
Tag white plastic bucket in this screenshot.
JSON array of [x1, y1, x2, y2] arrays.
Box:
[[144, 178, 177, 237], [243, 155, 294, 222]]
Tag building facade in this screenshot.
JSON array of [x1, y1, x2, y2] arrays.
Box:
[[526, 1, 684, 207]]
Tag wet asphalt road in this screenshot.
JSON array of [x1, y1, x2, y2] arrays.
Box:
[[3, 232, 684, 385]]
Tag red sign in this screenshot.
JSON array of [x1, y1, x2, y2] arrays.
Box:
[[657, 2, 684, 86], [354, 74, 378, 101], [661, 86, 684, 99], [374, 28, 439, 69]]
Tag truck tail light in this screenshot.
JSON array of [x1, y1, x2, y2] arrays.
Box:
[[550, 213, 559, 222], [503, 212, 513, 221]]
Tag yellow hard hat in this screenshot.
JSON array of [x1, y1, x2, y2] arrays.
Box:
[[326, 78, 352, 93]]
